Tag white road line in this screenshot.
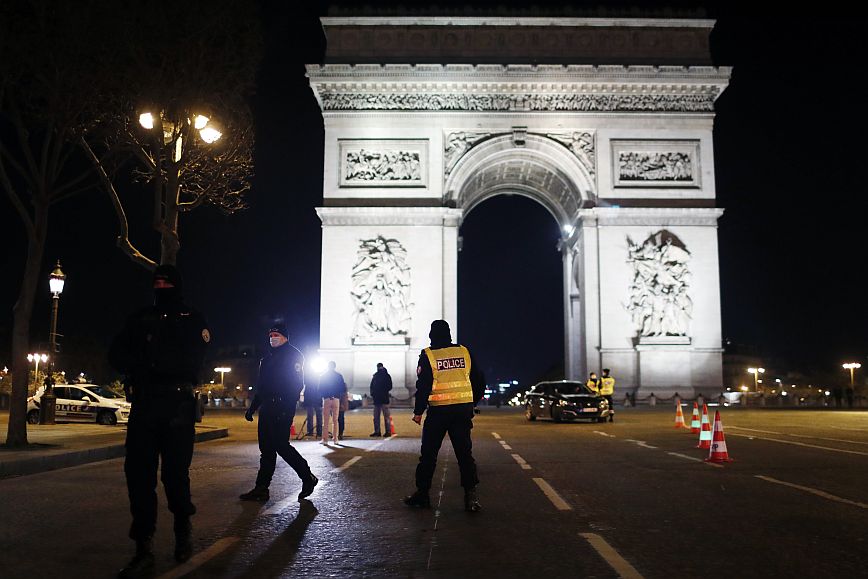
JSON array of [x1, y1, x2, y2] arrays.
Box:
[[533, 478, 571, 510], [157, 537, 240, 579], [788, 433, 868, 446], [492, 432, 502, 439], [594, 431, 616, 438], [580, 533, 644, 579], [728, 433, 868, 456], [331, 455, 363, 473], [666, 452, 723, 468], [728, 426, 783, 435], [263, 496, 298, 516], [624, 439, 658, 449], [502, 444, 513, 450], [830, 426, 868, 432], [511, 454, 532, 470], [498, 440, 508, 445], [756, 475, 868, 509]]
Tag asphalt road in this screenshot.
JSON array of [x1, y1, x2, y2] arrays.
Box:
[[1, 406, 866, 578]]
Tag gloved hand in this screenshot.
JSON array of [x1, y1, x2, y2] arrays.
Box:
[[245, 408, 255, 422]]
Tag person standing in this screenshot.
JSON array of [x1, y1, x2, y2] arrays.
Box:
[[319, 361, 346, 445], [239, 323, 318, 502], [600, 368, 615, 422], [369, 362, 392, 436], [404, 320, 485, 512], [109, 265, 210, 577], [339, 389, 349, 440], [302, 375, 322, 439], [586, 372, 601, 395]]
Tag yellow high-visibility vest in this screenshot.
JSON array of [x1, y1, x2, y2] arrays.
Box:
[[600, 376, 615, 395], [586, 379, 600, 394], [425, 346, 473, 406]]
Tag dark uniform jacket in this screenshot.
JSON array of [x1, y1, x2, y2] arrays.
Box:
[[319, 369, 347, 400], [414, 343, 485, 415], [370, 368, 393, 404], [108, 300, 209, 401], [249, 343, 305, 413]]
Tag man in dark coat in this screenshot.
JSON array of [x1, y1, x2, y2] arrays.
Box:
[[319, 361, 347, 444], [109, 265, 210, 577], [302, 374, 322, 438], [239, 322, 318, 503], [369, 362, 393, 436], [405, 320, 485, 512]]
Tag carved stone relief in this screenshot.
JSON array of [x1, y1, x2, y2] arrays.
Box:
[[546, 131, 596, 177], [625, 230, 692, 338], [612, 140, 700, 187], [351, 236, 413, 339], [339, 140, 427, 187], [444, 131, 493, 176]]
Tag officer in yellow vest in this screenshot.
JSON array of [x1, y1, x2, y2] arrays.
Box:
[[405, 320, 485, 512], [600, 368, 615, 422], [586, 372, 601, 395]]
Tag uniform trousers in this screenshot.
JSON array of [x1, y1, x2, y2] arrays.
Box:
[[255, 403, 312, 487], [124, 396, 196, 541], [415, 403, 478, 491]]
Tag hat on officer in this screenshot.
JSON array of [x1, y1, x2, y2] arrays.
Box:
[[268, 321, 288, 338], [153, 264, 182, 290], [429, 319, 452, 345]]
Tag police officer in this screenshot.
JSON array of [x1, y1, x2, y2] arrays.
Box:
[[586, 372, 601, 395], [600, 368, 615, 422], [239, 322, 318, 503], [109, 265, 209, 577], [404, 320, 485, 512]]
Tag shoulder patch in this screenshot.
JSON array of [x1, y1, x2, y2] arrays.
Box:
[[294, 362, 302, 373], [416, 365, 422, 376], [201, 329, 211, 343]]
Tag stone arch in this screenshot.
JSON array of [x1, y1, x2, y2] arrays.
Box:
[[444, 133, 597, 226]]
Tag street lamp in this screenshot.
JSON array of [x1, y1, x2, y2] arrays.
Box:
[[214, 367, 231, 388], [27, 353, 48, 388], [843, 363, 861, 387], [747, 367, 765, 393], [38, 261, 66, 424]]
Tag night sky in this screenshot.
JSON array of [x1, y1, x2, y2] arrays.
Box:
[[2, 5, 866, 387]]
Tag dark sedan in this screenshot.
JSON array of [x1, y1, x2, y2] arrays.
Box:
[[524, 381, 611, 423]]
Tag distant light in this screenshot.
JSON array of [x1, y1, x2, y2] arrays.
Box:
[[512, 380, 518, 385], [193, 115, 209, 130], [248, 386, 253, 390], [199, 126, 222, 143], [781, 391, 788, 396], [483, 394, 491, 399], [824, 391, 831, 396], [139, 112, 154, 129], [309, 357, 327, 375], [562, 224, 574, 236], [740, 386, 748, 392], [843, 362, 862, 370], [352, 394, 362, 401], [775, 379, 781, 383], [235, 386, 241, 390], [214, 367, 231, 373]]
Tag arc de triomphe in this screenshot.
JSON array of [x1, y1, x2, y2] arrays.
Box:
[[307, 17, 729, 401]]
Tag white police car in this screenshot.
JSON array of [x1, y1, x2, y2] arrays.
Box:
[[27, 384, 131, 426]]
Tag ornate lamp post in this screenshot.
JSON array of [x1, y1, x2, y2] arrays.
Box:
[[27, 353, 48, 388], [39, 261, 66, 424]]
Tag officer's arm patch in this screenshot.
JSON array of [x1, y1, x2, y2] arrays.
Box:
[[294, 362, 302, 373], [202, 329, 211, 343], [416, 365, 421, 376]]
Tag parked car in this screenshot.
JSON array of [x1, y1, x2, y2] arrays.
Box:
[[27, 384, 131, 426], [524, 380, 610, 423]]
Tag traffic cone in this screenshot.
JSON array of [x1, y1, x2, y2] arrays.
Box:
[[290, 423, 296, 437], [389, 416, 396, 436], [690, 402, 701, 433], [696, 404, 712, 449], [705, 411, 733, 462], [674, 398, 687, 429]]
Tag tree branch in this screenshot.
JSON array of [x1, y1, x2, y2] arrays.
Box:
[[177, 193, 206, 212], [0, 150, 35, 239]]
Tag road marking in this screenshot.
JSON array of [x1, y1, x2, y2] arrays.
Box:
[[365, 436, 393, 453], [666, 452, 723, 468], [728, 426, 782, 435], [788, 433, 868, 446], [157, 537, 239, 579], [492, 432, 502, 439], [331, 455, 362, 473], [502, 444, 513, 450], [580, 533, 644, 579], [511, 454, 532, 470], [427, 454, 450, 570], [533, 478, 571, 510], [594, 431, 616, 438], [728, 433, 868, 456], [625, 439, 658, 449], [830, 426, 867, 432], [756, 475, 868, 509]]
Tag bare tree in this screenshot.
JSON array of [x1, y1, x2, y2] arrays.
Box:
[[81, 1, 261, 268], [1, 1, 106, 446]]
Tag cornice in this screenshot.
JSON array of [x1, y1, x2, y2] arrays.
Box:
[[317, 206, 463, 226], [322, 17, 715, 28], [579, 207, 724, 226]]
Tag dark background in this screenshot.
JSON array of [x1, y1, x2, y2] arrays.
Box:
[[2, 3, 866, 388]]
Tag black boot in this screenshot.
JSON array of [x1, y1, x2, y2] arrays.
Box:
[[174, 518, 193, 563], [298, 473, 319, 500], [403, 489, 431, 508], [464, 487, 482, 512], [118, 539, 154, 578], [239, 485, 270, 502]]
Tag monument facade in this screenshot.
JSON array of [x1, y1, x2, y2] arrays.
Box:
[[307, 16, 730, 400]]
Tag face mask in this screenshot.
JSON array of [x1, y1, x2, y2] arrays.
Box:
[[269, 337, 282, 348]]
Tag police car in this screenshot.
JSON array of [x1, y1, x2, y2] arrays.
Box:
[[27, 384, 132, 426]]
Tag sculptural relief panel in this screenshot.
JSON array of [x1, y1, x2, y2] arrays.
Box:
[[339, 139, 428, 187], [350, 236, 413, 341], [612, 140, 700, 188]]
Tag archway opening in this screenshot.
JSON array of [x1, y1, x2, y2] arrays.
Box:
[[457, 194, 564, 399]]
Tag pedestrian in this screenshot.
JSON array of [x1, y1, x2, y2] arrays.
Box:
[[239, 322, 318, 503], [302, 374, 322, 439], [319, 361, 346, 444], [600, 368, 615, 422], [109, 265, 210, 577], [339, 389, 349, 440], [370, 362, 393, 436], [404, 320, 485, 512], [586, 371, 600, 395]]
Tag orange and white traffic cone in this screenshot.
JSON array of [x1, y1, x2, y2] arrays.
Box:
[[674, 398, 687, 429], [705, 410, 733, 462], [389, 416, 396, 436], [696, 404, 712, 449], [690, 402, 701, 434], [290, 423, 296, 437]]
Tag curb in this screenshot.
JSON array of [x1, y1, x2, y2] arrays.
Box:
[[0, 427, 229, 479]]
